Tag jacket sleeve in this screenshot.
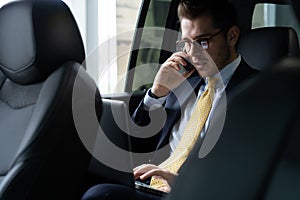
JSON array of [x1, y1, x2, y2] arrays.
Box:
[[130, 98, 167, 153]]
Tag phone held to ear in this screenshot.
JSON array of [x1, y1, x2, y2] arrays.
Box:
[[178, 61, 194, 74]]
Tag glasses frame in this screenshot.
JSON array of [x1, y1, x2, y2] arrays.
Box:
[[176, 28, 227, 53]]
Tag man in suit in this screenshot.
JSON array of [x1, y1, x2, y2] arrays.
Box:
[[131, 0, 258, 193], [81, 0, 258, 199]]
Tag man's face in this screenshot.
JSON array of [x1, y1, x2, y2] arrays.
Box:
[[180, 16, 233, 77]]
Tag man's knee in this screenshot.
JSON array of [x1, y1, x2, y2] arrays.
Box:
[[81, 184, 135, 200]]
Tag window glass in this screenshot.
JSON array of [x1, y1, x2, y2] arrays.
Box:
[[252, 3, 300, 43], [131, 0, 172, 92], [64, 0, 142, 94], [0, 0, 13, 8], [1, 0, 170, 94], [97, 0, 142, 94]]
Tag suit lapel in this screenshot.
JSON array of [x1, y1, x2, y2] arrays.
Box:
[[156, 58, 258, 151], [225, 59, 258, 96], [198, 59, 259, 158]]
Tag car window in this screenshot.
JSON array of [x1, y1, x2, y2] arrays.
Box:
[[2, 1, 299, 95], [63, 0, 174, 95], [0, 0, 11, 7], [1, 0, 172, 95], [252, 3, 300, 43], [63, 0, 143, 94], [129, 0, 173, 92]]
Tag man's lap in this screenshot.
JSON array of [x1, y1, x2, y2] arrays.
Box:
[[81, 183, 164, 200]]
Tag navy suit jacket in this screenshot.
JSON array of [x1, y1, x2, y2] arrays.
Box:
[[131, 58, 258, 163]]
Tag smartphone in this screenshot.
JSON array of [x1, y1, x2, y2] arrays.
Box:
[[178, 58, 194, 74], [135, 181, 168, 197]]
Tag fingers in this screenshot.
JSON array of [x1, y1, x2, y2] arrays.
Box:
[[133, 164, 157, 180], [133, 164, 174, 181], [133, 164, 178, 193], [167, 53, 196, 77], [139, 168, 165, 180], [139, 168, 177, 182], [152, 52, 195, 97], [164, 52, 188, 71]]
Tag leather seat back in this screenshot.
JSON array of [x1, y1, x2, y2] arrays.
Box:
[[238, 27, 299, 70], [167, 2, 300, 199], [0, 1, 102, 199], [167, 57, 300, 200]]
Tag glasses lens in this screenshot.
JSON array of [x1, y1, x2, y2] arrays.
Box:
[[176, 40, 189, 53], [200, 40, 208, 50]]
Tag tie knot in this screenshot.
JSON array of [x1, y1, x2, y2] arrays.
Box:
[[207, 77, 218, 89]]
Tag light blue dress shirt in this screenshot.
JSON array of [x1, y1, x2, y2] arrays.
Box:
[[143, 55, 241, 153]]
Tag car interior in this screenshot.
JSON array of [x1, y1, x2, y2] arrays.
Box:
[[167, 56, 300, 200], [237, 26, 299, 70], [0, 1, 102, 199], [0, 0, 299, 199]]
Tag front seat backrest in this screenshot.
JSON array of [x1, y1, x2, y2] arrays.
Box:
[[166, 57, 300, 200], [237, 27, 299, 70], [0, 1, 102, 199]]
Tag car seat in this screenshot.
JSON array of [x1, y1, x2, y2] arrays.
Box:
[[166, 1, 300, 199], [238, 26, 299, 70], [0, 1, 102, 199]]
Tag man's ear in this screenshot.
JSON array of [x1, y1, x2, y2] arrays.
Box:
[[227, 26, 240, 46]]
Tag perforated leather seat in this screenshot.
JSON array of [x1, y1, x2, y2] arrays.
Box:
[[238, 26, 299, 70], [0, 1, 101, 199]]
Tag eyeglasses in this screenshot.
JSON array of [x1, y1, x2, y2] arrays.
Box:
[[176, 28, 226, 53], [182, 0, 200, 9]]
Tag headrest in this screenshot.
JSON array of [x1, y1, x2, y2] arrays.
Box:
[[237, 27, 300, 70], [0, 0, 85, 85], [290, 0, 300, 24]]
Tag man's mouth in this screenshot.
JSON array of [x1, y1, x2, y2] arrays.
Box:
[[190, 56, 208, 68], [193, 61, 207, 68]]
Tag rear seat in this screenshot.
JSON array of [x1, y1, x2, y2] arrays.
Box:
[[237, 26, 299, 70]]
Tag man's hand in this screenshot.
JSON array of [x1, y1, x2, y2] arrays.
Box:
[[151, 52, 195, 98], [133, 164, 178, 193]]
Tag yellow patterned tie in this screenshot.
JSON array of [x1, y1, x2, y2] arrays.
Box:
[[150, 77, 217, 189]]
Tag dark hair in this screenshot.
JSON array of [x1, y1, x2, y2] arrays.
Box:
[[178, 0, 237, 30]]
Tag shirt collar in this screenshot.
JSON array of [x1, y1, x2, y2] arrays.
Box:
[[204, 55, 241, 88]]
